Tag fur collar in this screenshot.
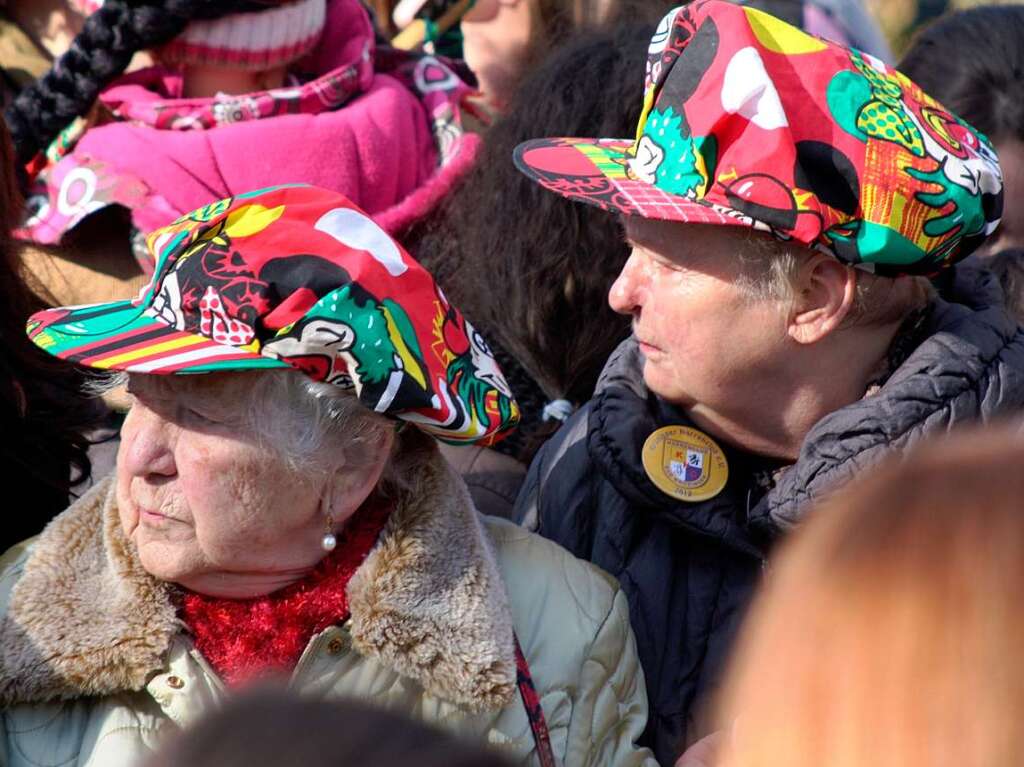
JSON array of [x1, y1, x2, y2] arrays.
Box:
[[0, 433, 516, 710]]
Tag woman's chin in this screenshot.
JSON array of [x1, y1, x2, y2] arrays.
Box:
[[135, 532, 322, 598], [136, 542, 206, 586], [173, 569, 316, 600]]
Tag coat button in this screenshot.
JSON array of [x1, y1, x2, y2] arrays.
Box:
[[166, 675, 185, 689], [326, 637, 345, 655]]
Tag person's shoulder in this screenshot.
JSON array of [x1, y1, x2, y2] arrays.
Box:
[[518, 402, 596, 502], [483, 515, 620, 632], [0, 538, 33, 571], [482, 516, 655, 766], [0, 537, 35, 616]]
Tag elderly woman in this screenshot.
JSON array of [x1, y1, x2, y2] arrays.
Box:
[[512, 2, 1022, 764], [0, 185, 655, 767]]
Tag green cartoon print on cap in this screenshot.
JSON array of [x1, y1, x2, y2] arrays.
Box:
[[629, 106, 718, 198], [827, 50, 924, 156], [263, 283, 433, 410]]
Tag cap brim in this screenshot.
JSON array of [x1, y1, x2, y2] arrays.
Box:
[[27, 300, 289, 375], [514, 136, 755, 229]]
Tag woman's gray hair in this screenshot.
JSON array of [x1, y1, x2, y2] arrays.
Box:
[[100, 369, 415, 494], [247, 370, 428, 497], [248, 373, 388, 468], [735, 232, 933, 327]]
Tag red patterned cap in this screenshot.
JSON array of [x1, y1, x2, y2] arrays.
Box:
[[26, 185, 519, 445], [514, 0, 1003, 275]]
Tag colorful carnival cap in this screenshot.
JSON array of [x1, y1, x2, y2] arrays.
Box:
[[514, 0, 1004, 275], [26, 184, 519, 445]]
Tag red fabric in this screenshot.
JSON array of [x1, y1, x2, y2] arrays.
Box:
[[179, 496, 391, 686]]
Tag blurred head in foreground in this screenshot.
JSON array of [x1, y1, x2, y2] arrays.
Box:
[[714, 424, 1024, 767], [145, 690, 511, 767]]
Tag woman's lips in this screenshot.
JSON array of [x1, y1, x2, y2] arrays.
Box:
[[139, 507, 170, 524], [138, 505, 182, 524], [636, 338, 662, 357]]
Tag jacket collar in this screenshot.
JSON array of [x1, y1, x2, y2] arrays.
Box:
[[587, 337, 780, 550], [589, 266, 1024, 539], [0, 432, 516, 711], [756, 265, 1024, 532]]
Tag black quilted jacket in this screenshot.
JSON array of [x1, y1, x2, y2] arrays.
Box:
[[514, 266, 1024, 766]]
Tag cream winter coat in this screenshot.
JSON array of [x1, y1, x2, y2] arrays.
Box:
[[0, 438, 655, 767]]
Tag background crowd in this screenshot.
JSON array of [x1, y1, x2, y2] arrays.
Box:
[[0, 0, 1022, 766]]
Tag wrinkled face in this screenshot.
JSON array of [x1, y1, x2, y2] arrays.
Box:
[[610, 219, 792, 407], [116, 373, 379, 598], [460, 0, 536, 108]]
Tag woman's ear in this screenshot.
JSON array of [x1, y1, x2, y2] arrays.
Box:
[[325, 429, 395, 523], [786, 254, 857, 345]]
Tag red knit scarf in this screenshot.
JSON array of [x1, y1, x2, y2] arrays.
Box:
[[179, 497, 392, 686]]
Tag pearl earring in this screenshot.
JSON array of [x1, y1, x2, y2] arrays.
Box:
[[322, 510, 337, 552]]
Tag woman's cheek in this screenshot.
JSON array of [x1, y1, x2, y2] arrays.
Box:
[[173, 441, 236, 519], [181, 443, 280, 530], [116, 484, 139, 537]]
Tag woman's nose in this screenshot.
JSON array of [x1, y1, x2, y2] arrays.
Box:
[[119, 407, 177, 479], [608, 250, 644, 316]]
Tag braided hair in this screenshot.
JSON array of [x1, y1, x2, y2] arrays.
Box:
[[5, 0, 269, 166]]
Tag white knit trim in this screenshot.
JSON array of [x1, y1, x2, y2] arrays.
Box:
[[163, 0, 327, 70]]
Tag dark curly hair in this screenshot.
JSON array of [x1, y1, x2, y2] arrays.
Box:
[[0, 116, 108, 549], [899, 5, 1024, 143], [5, 0, 268, 166], [406, 22, 653, 460]]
